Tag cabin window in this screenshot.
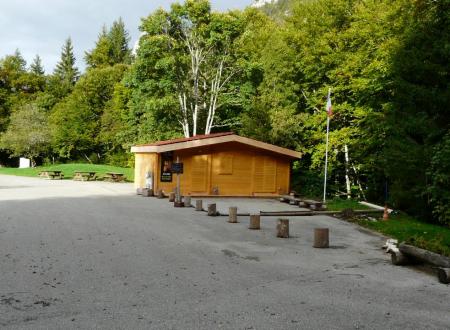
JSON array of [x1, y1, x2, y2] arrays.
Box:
[[219, 155, 233, 175]]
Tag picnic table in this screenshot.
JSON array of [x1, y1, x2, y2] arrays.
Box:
[[73, 171, 97, 181], [38, 170, 64, 180], [103, 172, 125, 182]]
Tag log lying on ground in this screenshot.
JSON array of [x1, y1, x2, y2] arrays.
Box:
[[391, 251, 412, 266], [276, 219, 289, 238], [249, 214, 260, 230], [259, 209, 383, 217], [399, 243, 450, 268], [437, 268, 450, 284]]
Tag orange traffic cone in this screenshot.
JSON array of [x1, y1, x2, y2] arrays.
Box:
[[383, 205, 389, 221]]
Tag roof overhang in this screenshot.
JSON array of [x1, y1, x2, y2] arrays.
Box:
[[131, 134, 301, 159]]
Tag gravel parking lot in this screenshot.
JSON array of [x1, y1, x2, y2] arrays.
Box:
[[0, 175, 449, 329]]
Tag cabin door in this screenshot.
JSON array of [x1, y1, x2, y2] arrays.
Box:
[[253, 155, 277, 193], [191, 154, 210, 194]]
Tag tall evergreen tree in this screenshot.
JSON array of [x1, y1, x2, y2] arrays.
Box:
[[54, 37, 80, 84], [85, 19, 131, 69], [30, 55, 45, 75], [108, 18, 131, 65], [85, 26, 111, 68]]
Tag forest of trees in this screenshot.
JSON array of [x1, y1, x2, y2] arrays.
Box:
[[0, 0, 448, 226]]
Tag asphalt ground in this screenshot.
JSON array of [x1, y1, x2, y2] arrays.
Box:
[[0, 175, 449, 329]]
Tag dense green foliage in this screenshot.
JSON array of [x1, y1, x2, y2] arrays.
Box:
[[0, 0, 448, 226]]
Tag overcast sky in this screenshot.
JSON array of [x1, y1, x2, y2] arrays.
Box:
[[0, 0, 254, 73]]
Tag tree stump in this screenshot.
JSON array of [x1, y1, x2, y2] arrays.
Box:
[[174, 201, 184, 207], [313, 228, 329, 248], [157, 189, 164, 199], [195, 200, 203, 211], [390, 251, 410, 265], [437, 268, 450, 284], [249, 214, 260, 230], [276, 219, 289, 238], [184, 196, 192, 207], [169, 192, 175, 202], [142, 188, 153, 197], [207, 203, 217, 216], [228, 207, 238, 223]]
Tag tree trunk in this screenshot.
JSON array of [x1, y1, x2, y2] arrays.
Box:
[[390, 251, 411, 265], [207, 203, 217, 216], [249, 214, 260, 230], [399, 243, 450, 267], [276, 219, 289, 238], [313, 228, 329, 248], [344, 144, 351, 199], [195, 199, 203, 211], [157, 189, 164, 199], [228, 207, 238, 223], [437, 268, 450, 284]]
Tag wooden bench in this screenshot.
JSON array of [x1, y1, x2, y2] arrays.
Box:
[[73, 171, 97, 181], [38, 170, 64, 180], [280, 195, 301, 205], [303, 199, 324, 210], [280, 195, 325, 210], [103, 172, 125, 182]]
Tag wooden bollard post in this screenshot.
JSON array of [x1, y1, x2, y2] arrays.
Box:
[[228, 207, 238, 223], [184, 196, 191, 207], [249, 214, 260, 230], [157, 189, 164, 199], [207, 203, 217, 216], [276, 219, 289, 238], [195, 200, 203, 211], [142, 188, 153, 197], [437, 268, 450, 284], [169, 192, 175, 202], [313, 228, 329, 248]]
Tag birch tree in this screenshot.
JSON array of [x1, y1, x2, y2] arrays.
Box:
[[135, 0, 243, 138]]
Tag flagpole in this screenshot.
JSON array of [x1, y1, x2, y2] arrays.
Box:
[[323, 115, 330, 203], [323, 88, 332, 203]]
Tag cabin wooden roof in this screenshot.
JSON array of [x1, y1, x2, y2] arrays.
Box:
[[131, 132, 301, 159]]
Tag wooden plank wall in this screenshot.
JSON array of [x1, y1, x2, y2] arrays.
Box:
[[134, 153, 157, 189]]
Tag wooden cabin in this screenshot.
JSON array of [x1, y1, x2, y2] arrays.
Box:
[[131, 132, 301, 196]]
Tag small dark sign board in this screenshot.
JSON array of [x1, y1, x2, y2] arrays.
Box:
[[171, 162, 184, 174]]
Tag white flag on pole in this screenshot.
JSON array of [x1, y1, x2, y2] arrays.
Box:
[[326, 89, 333, 117]]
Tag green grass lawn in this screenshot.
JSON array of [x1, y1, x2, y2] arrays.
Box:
[[325, 198, 449, 257], [357, 213, 450, 257], [0, 163, 134, 181]]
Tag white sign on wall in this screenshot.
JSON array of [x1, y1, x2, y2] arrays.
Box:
[[19, 157, 31, 168]]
